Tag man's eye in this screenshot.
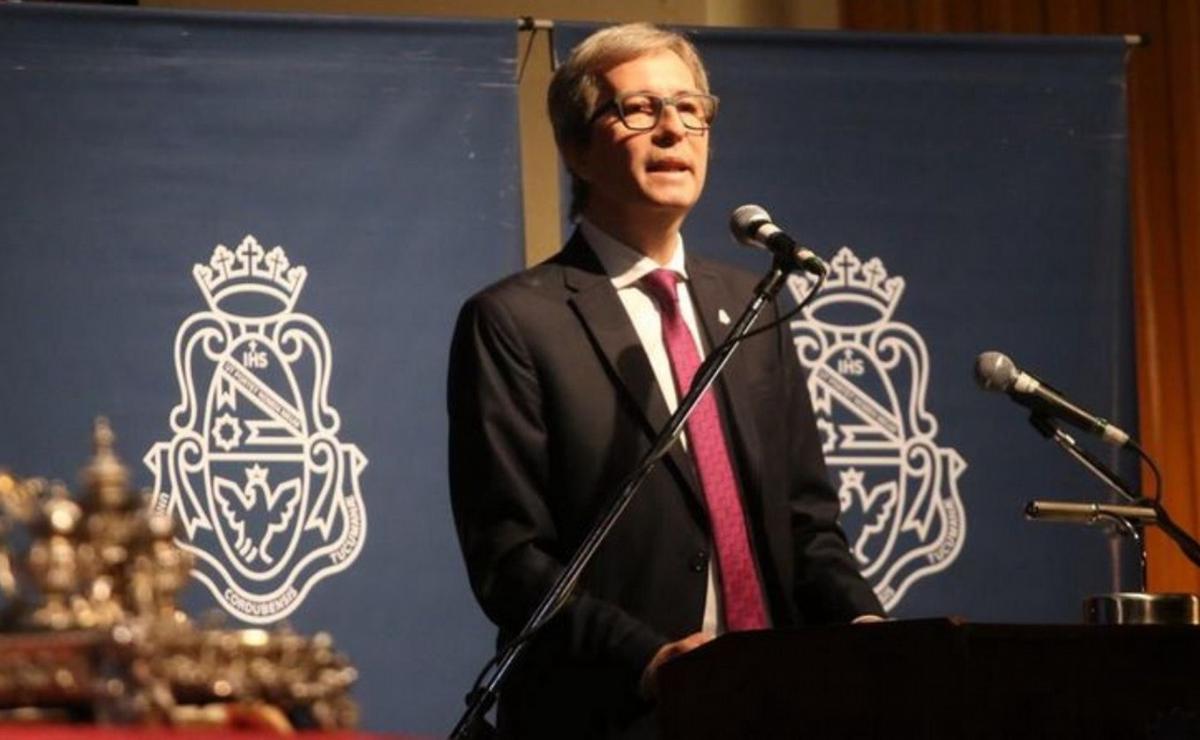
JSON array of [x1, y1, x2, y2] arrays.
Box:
[[622, 97, 656, 114]]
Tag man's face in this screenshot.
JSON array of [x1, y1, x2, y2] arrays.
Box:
[[570, 50, 710, 223]]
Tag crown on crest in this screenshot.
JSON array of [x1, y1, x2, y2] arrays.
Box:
[[796, 246, 905, 326], [193, 236, 307, 317]]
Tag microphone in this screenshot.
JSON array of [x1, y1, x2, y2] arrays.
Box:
[[729, 205, 827, 276], [974, 351, 1132, 447], [1025, 500, 1157, 525]]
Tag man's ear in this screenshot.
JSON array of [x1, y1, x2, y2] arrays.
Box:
[[561, 142, 590, 184]]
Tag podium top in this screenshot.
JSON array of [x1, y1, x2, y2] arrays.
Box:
[[657, 619, 1200, 740]]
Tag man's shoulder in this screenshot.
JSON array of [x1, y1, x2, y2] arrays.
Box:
[[455, 237, 603, 339], [464, 253, 572, 312], [463, 233, 601, 310]]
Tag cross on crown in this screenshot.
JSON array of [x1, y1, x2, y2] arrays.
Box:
[[193, 236, 308, 317]]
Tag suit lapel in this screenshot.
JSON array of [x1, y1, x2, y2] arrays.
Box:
[[559, 233, 704, 508], [687, 258, 767, 509]]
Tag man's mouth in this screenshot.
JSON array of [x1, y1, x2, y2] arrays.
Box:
[[646, 158, 691, 173]]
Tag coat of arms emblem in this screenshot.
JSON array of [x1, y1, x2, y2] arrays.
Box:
[[790, 247, 966, 610], [146, 236, 367, 623]]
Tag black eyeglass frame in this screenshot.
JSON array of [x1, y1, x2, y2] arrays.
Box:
[[588, 91, 720, 132]]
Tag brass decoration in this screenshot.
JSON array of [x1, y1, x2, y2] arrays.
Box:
[[0, 418, 358, 730], [75, 417, 139, 631], [26, 483, 84, 632]]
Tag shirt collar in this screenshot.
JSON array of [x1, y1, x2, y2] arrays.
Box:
[[579, 218, 689, 290]]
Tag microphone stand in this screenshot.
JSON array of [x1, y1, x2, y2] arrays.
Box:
[[1026, 413, 1147, 591], [448, 255, 806, 740], [1024, 413, 1200, 626]]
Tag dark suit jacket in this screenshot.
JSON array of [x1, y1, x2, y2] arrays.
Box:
[[447, 232, 883, 739]]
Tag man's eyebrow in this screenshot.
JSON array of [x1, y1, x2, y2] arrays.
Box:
[[616, 88, 705, 96]]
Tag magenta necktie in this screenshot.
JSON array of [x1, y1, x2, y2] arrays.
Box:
[[641, 269, 768, 632]]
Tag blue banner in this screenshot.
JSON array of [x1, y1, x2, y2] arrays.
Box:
[[0, 5, 520, 733], [556, 25, 1135, 623]]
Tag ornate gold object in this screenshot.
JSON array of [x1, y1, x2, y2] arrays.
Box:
[[0, 419, 358, 730]]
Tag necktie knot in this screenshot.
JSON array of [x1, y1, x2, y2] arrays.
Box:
[[642, 269, 681, 316]]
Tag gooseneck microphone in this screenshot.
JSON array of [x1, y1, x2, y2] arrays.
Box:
[[973, 350, 1132, 447], [1025, 500, 1157, 525], [729, 204, 828, 277]]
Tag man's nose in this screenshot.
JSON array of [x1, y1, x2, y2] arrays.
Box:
[[652, 102, 688, 141]]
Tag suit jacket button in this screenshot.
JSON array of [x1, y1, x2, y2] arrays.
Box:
[[688, 551, 707, 573]]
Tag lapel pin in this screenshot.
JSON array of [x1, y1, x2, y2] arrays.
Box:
[[718, 309, 731, 325]]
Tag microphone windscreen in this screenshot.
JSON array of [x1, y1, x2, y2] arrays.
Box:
[[729, 204, 770, 243], [974, 351, 1018, 392]]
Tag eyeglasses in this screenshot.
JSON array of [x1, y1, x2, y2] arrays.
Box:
[[590, 92, 719, 132]]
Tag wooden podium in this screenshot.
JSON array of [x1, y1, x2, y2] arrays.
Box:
[[656, 619, 1200, 739]]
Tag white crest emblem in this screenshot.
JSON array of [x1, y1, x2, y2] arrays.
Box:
[[145, 236, 367, 623], [790, 247, 966, 610]]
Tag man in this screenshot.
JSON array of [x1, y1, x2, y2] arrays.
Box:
[[448, 23, 884, 739]]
